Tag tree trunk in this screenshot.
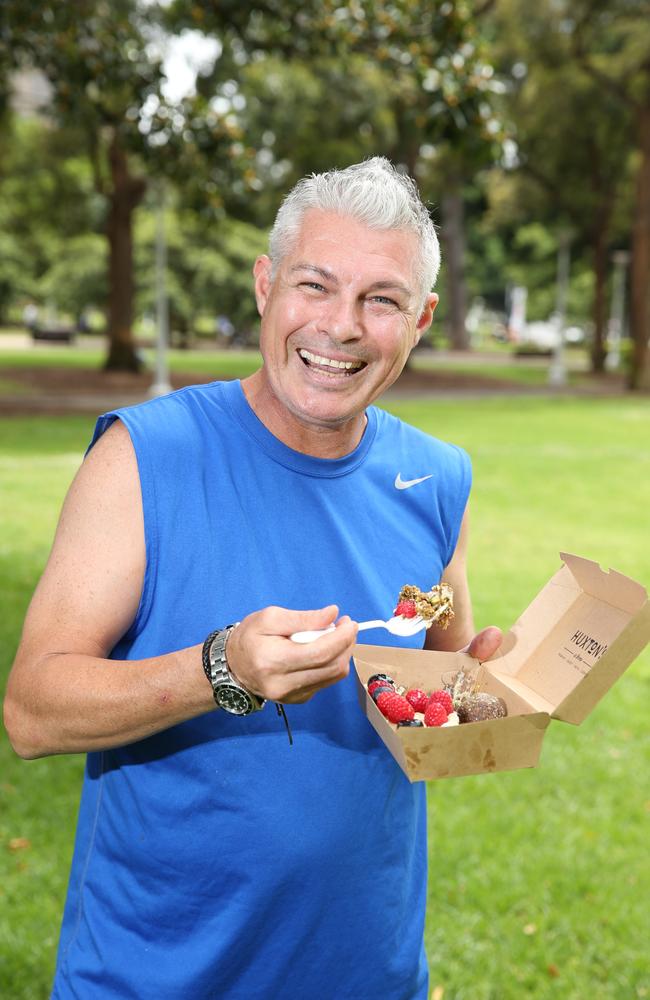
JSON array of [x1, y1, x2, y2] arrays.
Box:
[[104, 132, 147, 372], [628, 102, 650, 390], [591, 220, 609, 373], [440, 183, 470, 351], [0, 281, 10, 326]]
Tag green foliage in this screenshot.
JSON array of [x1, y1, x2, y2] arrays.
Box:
[[0, 1, 256, 367], [0, 118, 102, 318], [132, 190, 268, 338], [0, 231, 25, 322], [324, 0, 505, 178], [167, 0, 504, 187], [1, 0, 647, 370], [39, 233, 107, 317], [165, 0, 506, 355], [492, 0, 634, 230], [1, 1, 163, 145], [230, 55, 398, 225], [488, 0, 649, 376]]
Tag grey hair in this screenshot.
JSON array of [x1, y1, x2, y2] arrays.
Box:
[[268, 157, 440, 309]]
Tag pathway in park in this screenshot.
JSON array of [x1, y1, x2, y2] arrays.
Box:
[[0, 334, 629, 415]]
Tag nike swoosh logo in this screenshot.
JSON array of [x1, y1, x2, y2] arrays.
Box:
[[394, 473, 434, 490]]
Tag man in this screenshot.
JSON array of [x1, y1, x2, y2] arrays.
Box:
[[5, 158, 500, 999]]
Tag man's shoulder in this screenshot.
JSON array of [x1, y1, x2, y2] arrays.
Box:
[[121, 379, 229, 423], [91, 380, 235, 453]]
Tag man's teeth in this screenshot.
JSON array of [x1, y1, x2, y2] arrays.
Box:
[[298, 349, 364, 371]]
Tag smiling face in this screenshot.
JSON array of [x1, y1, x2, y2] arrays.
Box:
[[243, 210, 438, 457]]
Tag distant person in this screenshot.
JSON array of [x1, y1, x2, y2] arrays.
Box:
[[5, 157, 501, 1000], [217, 313, 235, 339], [22, 302, 39, 333]]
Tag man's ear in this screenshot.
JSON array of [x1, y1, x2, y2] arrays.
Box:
[[253, 255, 273, 316], [413, 292, 439, 345]]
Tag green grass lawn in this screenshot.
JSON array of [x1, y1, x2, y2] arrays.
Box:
[[387, 396, 650, 1000], [0, 339, 598, 389], [0, 344, 264, 379], [1, 397, 649, 999], [409, 350, 589, 387]]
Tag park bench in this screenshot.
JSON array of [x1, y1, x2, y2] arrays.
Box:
[[30, 327, 76, 344]]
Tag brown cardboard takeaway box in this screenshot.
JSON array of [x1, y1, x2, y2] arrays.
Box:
[[353, 553, 650, 782]]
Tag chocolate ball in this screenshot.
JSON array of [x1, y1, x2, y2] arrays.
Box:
[[456, 692, 507, 723]]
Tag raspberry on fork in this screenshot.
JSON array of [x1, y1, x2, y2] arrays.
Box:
[[394, 599, 418, 619]]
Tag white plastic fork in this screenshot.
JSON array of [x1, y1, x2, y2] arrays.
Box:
[[290, 615, 428, 644]]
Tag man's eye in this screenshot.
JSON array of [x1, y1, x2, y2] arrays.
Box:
[[301, 281, 326, 292], [370, 295, 398, 307]]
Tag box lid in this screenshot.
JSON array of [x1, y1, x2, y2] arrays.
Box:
[[487, 553, 650, 724]]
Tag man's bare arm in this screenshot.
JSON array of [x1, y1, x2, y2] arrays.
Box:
[[423, 505, 502, 658], [3, 422, 357, 759]]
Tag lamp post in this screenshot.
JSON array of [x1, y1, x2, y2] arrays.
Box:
[[507, 285, 528, 343], [149, 182, 173, 398], [548, 230, 571, 387], [605, 250, 630, 372]]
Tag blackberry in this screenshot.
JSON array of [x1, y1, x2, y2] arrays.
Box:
[[370, 685, 394, 702], [368, 673, 395, 687]]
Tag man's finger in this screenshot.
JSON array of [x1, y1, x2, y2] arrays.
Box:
[[466, 625, 502, 661], [274, 655, 352, 702], [260, 605, 340, 634], [281, 617, 358, 671]]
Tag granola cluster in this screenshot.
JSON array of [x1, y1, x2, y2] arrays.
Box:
[[396, 582, 454, 629]]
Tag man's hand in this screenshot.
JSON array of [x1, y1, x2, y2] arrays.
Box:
[[462, 625, 503, 661], [226, 606, 358, 704]]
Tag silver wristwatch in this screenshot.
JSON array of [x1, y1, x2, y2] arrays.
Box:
[[202, 624, 265, 716]]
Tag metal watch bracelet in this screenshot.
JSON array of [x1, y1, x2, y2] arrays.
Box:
[[201, 624, 265, 712], [201, 625, 293, 742]]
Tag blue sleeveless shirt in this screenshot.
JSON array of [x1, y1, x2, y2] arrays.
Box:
[[53, 379, 471, 1000]]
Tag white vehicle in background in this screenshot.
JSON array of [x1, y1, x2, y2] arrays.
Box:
[[506, 287, 585, 352], [516, 318, 585, 350]]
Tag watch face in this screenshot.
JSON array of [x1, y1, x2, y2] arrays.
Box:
[[216, 684, 254, 716]]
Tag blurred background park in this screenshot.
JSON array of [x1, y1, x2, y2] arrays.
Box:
[[1, 2, 649, 998]]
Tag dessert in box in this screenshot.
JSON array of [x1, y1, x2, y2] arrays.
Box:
[[353, 553, 650, 782]]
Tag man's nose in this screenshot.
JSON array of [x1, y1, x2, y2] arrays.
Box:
[[321, 293, 363, 342]]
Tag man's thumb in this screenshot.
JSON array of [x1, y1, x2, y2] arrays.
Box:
[[466, 625, 502, 661]]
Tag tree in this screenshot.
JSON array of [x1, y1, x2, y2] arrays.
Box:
[[226, 55, 399, 227], [1, 1, 253, 369], [168, 0, 504, 349], [491, 0, 634, 371], [314, 1, 503, 349], [1, 1, 167, 368], [134, 197, 268, 343], [0, 115, 103, 324], [570, 0, 650, 388]]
